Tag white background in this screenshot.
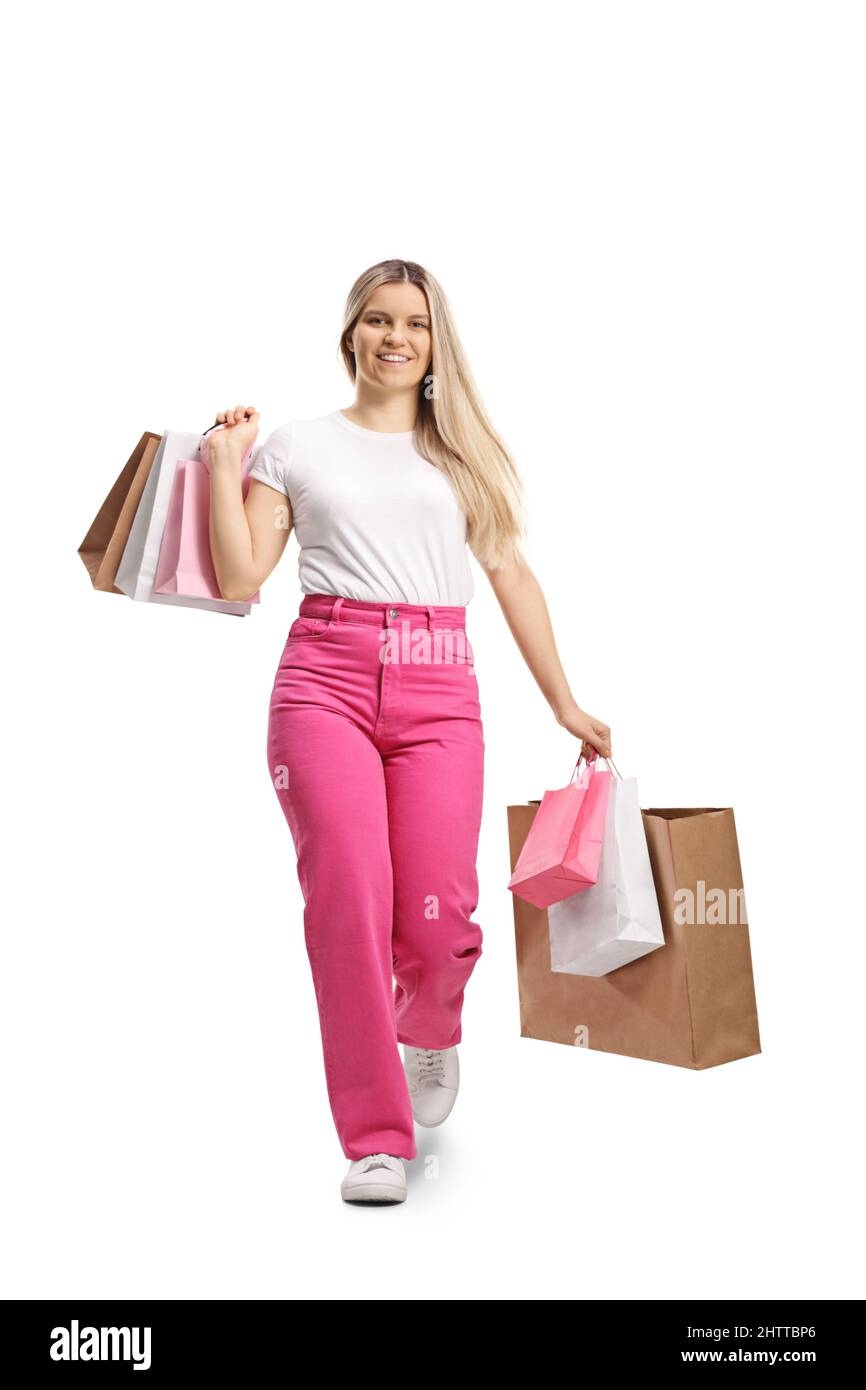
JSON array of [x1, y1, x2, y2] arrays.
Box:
[[2, 0, 863, 1301]]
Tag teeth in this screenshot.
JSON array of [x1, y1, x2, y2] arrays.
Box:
[[379, 354, 408, 362]]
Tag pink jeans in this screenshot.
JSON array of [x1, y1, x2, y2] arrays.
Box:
[[267, 593, 485, 1160]]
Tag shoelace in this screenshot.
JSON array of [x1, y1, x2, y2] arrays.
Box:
[[360, 1153, 400, 1172], [415, 1048, 446, 1083]]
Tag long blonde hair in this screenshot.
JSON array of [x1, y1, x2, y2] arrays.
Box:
[[338, 259, 528, 570]]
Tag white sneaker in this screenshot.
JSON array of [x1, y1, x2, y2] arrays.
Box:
[[403, 1045, 460, 1127], [340, 1153, 407, 1204]]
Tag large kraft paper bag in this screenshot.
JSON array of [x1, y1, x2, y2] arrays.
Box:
[[507, 801, 761, 1068], [77, 431, 162, 591]]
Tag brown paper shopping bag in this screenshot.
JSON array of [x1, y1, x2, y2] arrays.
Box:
[[78, 431, 162, 592], [507, 801, 761, 1068]]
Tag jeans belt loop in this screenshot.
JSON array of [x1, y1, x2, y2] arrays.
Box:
[[330, 597, 344, 627], [426, 604, 437, 631]]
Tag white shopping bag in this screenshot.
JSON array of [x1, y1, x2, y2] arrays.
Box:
[[547, 767, 665, 977], [115, 429, 259, 616]]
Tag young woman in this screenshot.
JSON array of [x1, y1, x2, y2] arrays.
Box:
[[208, 259, 612, 1205]]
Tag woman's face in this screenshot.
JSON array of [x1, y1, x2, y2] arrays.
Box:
[[348, 282, 432, 395]]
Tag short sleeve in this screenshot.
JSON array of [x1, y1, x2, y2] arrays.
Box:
[[247, 422, 294, 497]]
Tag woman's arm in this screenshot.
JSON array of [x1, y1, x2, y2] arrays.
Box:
[[479, 554, 612, 759], [208, 406, 293, 603]]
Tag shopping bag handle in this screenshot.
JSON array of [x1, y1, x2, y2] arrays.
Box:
[[201, 420, 238, 441], [570, 751, 621, 782], [202, 411, 256, 439]]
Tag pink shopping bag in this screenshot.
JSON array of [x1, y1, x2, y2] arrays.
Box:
[[153, 426, 260, 603], [507, 754, 612, 909]]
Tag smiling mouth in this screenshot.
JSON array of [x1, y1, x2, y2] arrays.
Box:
[[377, 354, 411, 364]]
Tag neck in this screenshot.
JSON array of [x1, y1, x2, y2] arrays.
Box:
[[344, 387, 418, 434]]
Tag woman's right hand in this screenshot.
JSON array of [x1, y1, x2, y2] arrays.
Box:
[[209, 404, 260, 459], [555, 700, 613, 760]]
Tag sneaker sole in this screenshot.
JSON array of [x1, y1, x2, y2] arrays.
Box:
[[341, 1184, 407, 1204]]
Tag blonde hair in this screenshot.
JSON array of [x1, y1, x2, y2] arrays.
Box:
[[338, 259, 528, 570]]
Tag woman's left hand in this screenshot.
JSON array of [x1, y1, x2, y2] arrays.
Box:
[[555, 700, 612, 760]]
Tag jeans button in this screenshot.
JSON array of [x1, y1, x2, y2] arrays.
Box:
[[389, 608, 399, 619]]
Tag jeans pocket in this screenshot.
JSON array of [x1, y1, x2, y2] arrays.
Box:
[[287, 616, 332, 641]]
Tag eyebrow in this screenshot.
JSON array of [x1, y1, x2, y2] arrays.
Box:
[[365, 308, 430, 320]]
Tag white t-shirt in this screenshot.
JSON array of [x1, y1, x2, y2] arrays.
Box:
[[247, 409, 475, 606]]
